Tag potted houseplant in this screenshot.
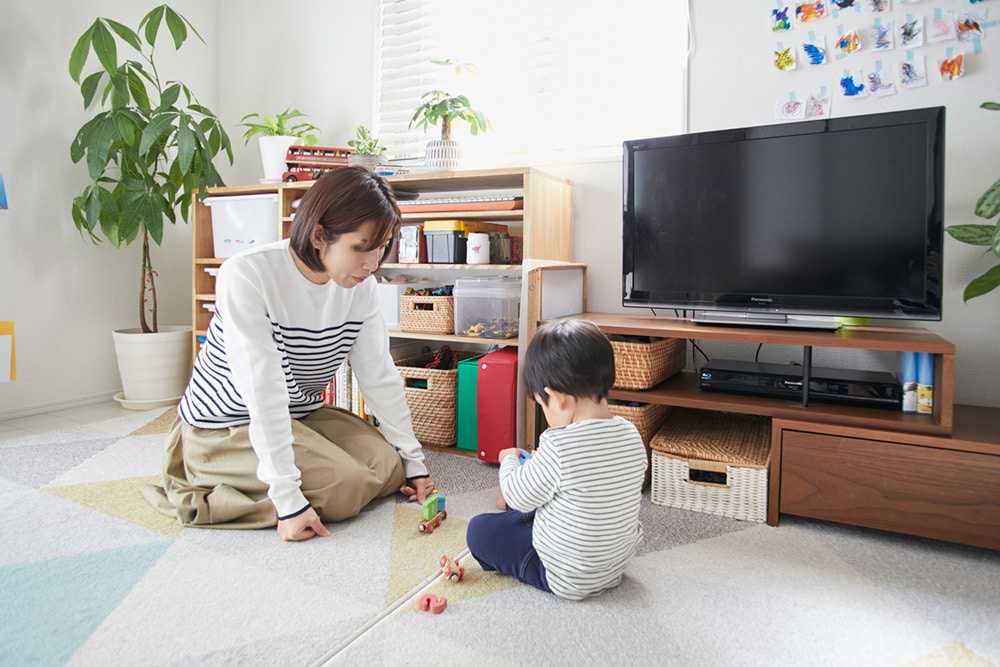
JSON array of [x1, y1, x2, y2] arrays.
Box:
[[346, 125, 386, 171], [409, 59, 490, 170], [238, 108, 320, 182], [945, 101, 1000, 302], [69, 4, 232, 408]]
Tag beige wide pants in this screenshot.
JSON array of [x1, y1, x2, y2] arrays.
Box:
[[143, 407, 406, 529]]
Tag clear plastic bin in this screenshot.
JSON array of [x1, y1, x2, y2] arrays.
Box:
[[453, 277, 521, 339], [205, 193, 279, 258]]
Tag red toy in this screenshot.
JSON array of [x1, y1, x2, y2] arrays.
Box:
[[417, 593, 447, 614], [440, 554, 465, 582], [476, 348, 519, 463]]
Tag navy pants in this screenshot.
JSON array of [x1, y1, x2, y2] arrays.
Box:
[[466, 509, 552, 594]]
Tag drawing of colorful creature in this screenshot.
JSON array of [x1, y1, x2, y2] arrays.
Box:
[[835, 30, 862, 53], [803, 42, 828, 64], [796, 1, 827, 22], [840, 73, 866, 96], [874, 23, 892, 49], [867, 71, 896, 95], [774, 47, 797, 71], [899, 61, 925, 86], [806, 96, 829, 118], [772, 7, 792, 31], [939, 54, 965, 80], [899, 19, 923, 46], [957, 15, 984, 40]]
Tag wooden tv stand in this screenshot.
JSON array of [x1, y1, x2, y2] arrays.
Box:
[[541, 313, 1000, 550]]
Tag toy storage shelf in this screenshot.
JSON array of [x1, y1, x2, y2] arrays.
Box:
[[379, 263, 522, 272], [191, 167, 575, 455], [386, 327, 519, 347]]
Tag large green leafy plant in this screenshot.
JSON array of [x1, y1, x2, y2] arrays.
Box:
[[69, 5, 232, 333], [409, 59, 490, 142], [945, 102, 1000, 302]]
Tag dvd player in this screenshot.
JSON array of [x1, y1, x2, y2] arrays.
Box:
[[699, 360, 902, 410]]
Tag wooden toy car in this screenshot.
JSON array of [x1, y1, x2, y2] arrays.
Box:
[[418, 490, 448, 534], [440, 554, 465, 582]]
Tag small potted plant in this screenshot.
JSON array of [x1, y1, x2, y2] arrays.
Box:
[[346, 125, 387, 172], [409, 59, 490, 170], [945, 101, 1000, 303], [238, 108, 321, 182]]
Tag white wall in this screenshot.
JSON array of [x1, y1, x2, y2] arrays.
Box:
[[683, 1, 1000, 408], [0, 0, 219, 417], [3, 0, 996, 414], [540, 3, 1000, 409], [216, 0, 379, 185]]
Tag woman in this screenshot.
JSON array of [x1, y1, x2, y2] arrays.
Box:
[[144, 167, 434, 541]]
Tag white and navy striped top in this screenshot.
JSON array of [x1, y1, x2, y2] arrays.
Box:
[[499, 417, 647, 600], [179, 239, 427, 518]]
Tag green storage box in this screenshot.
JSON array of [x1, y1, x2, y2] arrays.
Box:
[[457, 354, 485, 452]]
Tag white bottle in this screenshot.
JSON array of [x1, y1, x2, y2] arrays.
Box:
[[467, 232, 491, 264]]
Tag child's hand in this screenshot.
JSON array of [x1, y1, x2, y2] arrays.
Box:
[[498, 448, 521, 463]]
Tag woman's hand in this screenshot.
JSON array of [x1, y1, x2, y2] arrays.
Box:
[[399, 477, 436, 503], [277, 507, 332, 541]]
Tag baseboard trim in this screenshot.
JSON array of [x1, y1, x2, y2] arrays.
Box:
[[0, 390, 122, 421]]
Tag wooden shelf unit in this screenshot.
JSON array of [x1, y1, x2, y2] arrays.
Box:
[[550, 312, 955, 436], [534, 312, 1000, 550], [191, 167, 575, 454]]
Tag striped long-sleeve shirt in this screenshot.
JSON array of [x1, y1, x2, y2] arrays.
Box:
[[178, 239, 427, 518], [499, 416, 647, 600]]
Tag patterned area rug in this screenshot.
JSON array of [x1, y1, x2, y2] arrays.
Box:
[[1, 406, 998, 666]]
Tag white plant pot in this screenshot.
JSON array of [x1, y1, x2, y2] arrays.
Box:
[[425, 140, 462, 170], [112, 326, 192, 407], [258, 136, 302, 182], [347, 154, 383, 172]]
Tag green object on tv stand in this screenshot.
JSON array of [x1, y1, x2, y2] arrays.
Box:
[[835, 317, 873, 327], [456, 355, 485, 452]]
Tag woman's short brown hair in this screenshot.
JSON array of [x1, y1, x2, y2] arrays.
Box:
[[289, 166, 401, 273]]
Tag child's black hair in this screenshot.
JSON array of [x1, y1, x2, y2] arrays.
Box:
[[524, 320, 615, 405]]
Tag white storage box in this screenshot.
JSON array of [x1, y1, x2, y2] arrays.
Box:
[[650, 409, 770, 523], [205, 194, 279, 258], [453, 277, 520, 339]]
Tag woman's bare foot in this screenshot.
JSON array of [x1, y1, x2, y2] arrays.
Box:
[[495, 488, 507, 511]]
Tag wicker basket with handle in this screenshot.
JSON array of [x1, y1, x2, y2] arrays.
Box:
[[396, 350, 477, 447], [650, 409, 771, 523], [608, 401, 672, 489], [399, 294, 454, 335], [611, 337, 686, 390]]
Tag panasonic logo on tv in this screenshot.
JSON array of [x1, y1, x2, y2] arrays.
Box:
[[751, 297, 773, 303]]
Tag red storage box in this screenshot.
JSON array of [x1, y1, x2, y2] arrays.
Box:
[[476, 348, 519, 463]]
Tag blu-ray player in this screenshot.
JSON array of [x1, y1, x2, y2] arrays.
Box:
[[699, 359, 902, 410]]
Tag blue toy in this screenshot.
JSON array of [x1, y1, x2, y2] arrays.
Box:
[[518, 450, 532, 464]]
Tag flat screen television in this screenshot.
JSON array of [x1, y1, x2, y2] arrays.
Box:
[[622, 107, 945, 325]]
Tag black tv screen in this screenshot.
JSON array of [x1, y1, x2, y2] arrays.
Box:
[[623, 107, 945, 320]]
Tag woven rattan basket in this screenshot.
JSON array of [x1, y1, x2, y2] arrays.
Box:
[[399, 294, 454, 335], [608, 402, 672, 489], [611, 337, 686, 390], [650, 409, 770, 523], [396, 350, 477, 447]]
